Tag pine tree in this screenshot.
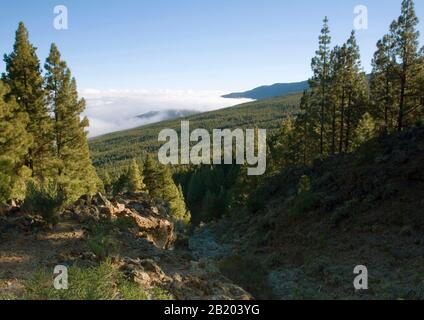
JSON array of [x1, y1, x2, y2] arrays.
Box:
[[144, 154, 190, 223], [327, 32, 368, 153], [343, 32, 369, 153], [328, 44, 345, 154], [186, 172, 203, 207], [272, 117, 299, 169], [101, 171, 113, 196], [370, 35, 398, 131], [44, 43, 99, 201], [390, 0, 421, 131], [169, 183, 191, 224], [353, 113, 377, 150], [0, 81, 32, 202], [143, 154, 162, 198], [112, 171, 129, 196], [127, 159, 146, 193], [2, 22, 52, 180], [310, 17, 332, 155], [296, 90, 320, 164]]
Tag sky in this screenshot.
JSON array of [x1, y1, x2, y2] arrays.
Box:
[[0, 0, 423, 136]]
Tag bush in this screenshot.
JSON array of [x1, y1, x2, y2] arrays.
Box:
[[288, 192, 322, 217], [23, 181, 65, 226], [297, 175, 311, 194], [21, 260, 171, 300], [330, 199, 360, 225], [86, 234, 118, 260]]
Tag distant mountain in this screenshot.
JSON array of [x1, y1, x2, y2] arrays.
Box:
[[136, 109, 199, 122], [222, 80, 309, 100]]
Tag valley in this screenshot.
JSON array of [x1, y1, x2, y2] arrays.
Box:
[[1, 0, 424, 302]]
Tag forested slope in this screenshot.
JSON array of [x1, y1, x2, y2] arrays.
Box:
[[89, 93, 302, 172]]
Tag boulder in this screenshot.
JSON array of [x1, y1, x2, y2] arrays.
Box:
[[119, 258, 171, 287], [115, 208, 175, 249], [67, 193, 176, 249]]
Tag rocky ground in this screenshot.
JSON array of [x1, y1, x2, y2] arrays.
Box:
[[0, 193, 251, 300]]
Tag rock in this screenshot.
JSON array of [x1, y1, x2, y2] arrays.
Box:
[[115, 209, 175, 249], [126, 201, 146, 213], [80, 251, 97, 261], [7, 199, 18, 208], [4, 215, 45, 232], [169, 260, 252, 300], [66, 192, 176, 249], [119, 258, 171, 287], [150, 206, 160, 215]]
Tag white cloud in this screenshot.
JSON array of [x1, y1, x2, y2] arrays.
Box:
[[81, 89, 252, 137]]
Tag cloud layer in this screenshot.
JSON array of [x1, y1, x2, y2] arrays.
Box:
[[81, 89, 252, 137]]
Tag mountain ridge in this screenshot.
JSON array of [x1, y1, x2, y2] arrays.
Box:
[[222, 80, 309, 100]]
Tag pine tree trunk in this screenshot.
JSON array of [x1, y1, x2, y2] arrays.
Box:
[[398, 75, 406, 132], [331, 102, 336, 155], [339, 89, 346, 154], [320, 101, 324, 155], [385, 77, 390, 131], [398, 52, 408, 132], [345, 93, 352, 153]]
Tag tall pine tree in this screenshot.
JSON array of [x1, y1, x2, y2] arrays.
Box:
[[127, 159, 146, 193], [370, 35, 398, 131], [390, 0, 422, 130], [310, 17, 332, 155], [44, 43, 99, 201], [2, 22, 52, 180]]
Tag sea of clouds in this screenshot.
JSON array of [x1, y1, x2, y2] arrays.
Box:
[[81, 89, 252, 137]]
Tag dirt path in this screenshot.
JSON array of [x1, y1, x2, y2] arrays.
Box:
[[0, 221, 87, 297]]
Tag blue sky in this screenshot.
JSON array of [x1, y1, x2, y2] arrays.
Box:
[[0, 0, 423, 92], [1, 1, 423, 137]]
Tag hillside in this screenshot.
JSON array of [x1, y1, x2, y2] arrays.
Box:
[[89, 93, 302, 171], [197, 127, 424, 299], [222, 81, 309, 100]]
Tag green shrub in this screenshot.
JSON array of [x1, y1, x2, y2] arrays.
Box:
[[355, 139, 380, 165], [112, 216, 137, 231], [23, 181, 65, 226], [297, 175, 311, 194], [289, 192, 322, 217], [86, 234, 118, 260], [21, 260, 171, 300], [286, 175, 322, 217], [330, 199, 360, 225]]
